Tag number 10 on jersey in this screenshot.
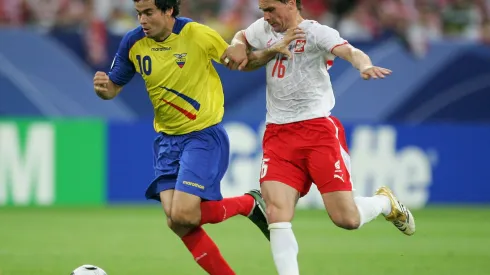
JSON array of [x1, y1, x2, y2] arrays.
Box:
[[272, 56, 287, 78], [136, 55, 152, 75]]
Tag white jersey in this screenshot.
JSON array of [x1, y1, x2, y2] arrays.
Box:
[[244, 18, 347, 124]]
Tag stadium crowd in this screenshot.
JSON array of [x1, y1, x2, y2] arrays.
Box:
[[2, 0, 489, 64]]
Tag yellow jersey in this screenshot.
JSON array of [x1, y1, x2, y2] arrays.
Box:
[[108, 17, 228, 135]]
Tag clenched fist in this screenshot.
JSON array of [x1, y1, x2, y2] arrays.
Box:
[[93, 71, 121, 100], [93, 71, 109, 94]]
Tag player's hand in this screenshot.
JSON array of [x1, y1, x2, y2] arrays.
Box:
[[221, 43, 248, 71], [93, 71, 109, 93], [269, 27, 305, 59], [360, 66, 392, 80]]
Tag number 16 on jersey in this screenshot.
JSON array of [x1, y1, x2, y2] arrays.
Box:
[[272, 56, 287, 78]]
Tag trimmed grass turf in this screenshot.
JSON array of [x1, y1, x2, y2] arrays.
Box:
[[1, 206, 489, 274]]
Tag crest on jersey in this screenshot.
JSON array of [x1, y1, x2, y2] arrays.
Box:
[[294, 39, 306, 53], [174, 53, 187, 68]]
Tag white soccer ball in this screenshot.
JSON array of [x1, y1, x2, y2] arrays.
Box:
[[71, 264, 107, 275]]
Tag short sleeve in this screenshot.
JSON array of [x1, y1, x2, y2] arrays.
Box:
[[244, 18, 269, 50], [195, 24, 229, 64], [315, 25, 348, 54], [108, 29, 141, 86]]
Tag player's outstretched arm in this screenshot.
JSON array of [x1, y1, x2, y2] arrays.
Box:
[[332, 44, 392, 80], [93, 71, 123, 100]]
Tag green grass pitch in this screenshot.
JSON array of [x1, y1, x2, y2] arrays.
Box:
[[1, 206, 489, 274]]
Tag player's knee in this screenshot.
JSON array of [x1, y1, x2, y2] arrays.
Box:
[[170, 207, 200, 228], [167, 217, 194, 237], [330, 213, 360, 230], [266, 203, 294, 223]]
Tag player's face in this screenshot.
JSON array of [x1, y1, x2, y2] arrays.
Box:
[[259, 0, 296, 33], [135, 0, 173, 41]]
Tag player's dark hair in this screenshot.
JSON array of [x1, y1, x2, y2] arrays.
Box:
[[133, 0, 181, 17], [278, 0, 302, 11]]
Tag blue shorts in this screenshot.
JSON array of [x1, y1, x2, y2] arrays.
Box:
[[145, 123, 229, 201]]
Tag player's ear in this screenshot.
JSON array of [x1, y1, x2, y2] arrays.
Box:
[[165, 7, 173, 16]]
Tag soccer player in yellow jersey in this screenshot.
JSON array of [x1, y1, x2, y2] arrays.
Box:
[[92, 1, 268, 274]]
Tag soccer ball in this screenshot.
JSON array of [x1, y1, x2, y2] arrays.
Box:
[[71, 264, 107, 275]]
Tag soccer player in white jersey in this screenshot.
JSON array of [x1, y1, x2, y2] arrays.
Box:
[[221, 0, 416, 274]]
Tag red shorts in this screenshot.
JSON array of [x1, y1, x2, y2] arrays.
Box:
[[259, 116, 353, 197]]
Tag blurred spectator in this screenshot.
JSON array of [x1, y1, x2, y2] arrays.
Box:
[[2, 0, 489, 68], [93, 0, 137, 36], [412, 0, 442, 41], [301, 0, 332, 25], [337, 1, 380, 41], [481, 19, 490, 44], [379, 0, 417, 37], [405, 0, 442, 57], [217, 0, 262, 40], [23, 0, 90, 32], [0, 0, 28, 26], [3, 0, 489, 43], [441, 0, 482, 40]]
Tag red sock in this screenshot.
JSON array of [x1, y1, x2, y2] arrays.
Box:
[[200, 195, 254, 225], [181, 227, 235, 275]]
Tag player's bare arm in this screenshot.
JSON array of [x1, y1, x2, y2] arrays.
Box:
[[223, 27, 305, 72], [245, 27, 305, 71], [332, 44, 392, 80], [93, 71, 123, 100], [220, 31, 249, 71], [243, 47, 278, 71]]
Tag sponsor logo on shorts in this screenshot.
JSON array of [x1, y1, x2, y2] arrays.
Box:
[[334, 160, 341, 170], [334, 160, 345, 182], [183, 181, 205, 190]]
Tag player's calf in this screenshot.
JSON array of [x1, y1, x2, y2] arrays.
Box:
[[322, 191, 361, 230], [328, 212, 360, 230]]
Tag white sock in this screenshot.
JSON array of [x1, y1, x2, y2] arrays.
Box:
[[354, 195, 392, 228], [269, 222, 299, 275]]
